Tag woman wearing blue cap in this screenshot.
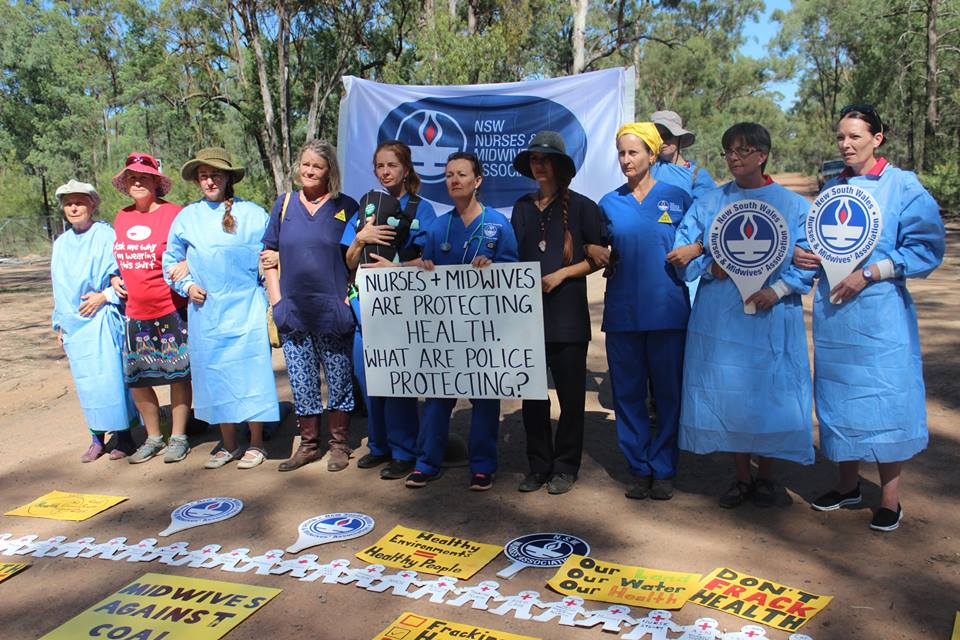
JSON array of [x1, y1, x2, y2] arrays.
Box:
[[599, 123, 692, 501], [795, 105, 945, 531]]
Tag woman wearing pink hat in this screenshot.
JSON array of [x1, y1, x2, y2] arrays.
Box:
[[110, 152, 193, 464]]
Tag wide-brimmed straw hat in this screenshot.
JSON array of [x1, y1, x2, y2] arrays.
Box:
[[180, 147, 245, 183], [650, 110, 696, 148], [54, 179, 101, 211], [112, 152, 172, 197], [512, 131, 577, 182]]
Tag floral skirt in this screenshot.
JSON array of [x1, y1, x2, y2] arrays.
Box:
[[123, 307, 191, 388]]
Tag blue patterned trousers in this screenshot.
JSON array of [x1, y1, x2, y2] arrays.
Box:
[[281, 331, 355, 416]]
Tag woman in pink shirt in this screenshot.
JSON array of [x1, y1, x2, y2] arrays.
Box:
[[110, 153, 193, 464]]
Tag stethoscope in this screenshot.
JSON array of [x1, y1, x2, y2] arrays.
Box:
[[440, 207, 490, 263]]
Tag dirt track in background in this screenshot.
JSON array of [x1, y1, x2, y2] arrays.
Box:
[[1, 175, 958, 639]]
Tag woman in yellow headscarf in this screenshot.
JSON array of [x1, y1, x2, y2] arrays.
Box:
[[597, 123, 693, 501]]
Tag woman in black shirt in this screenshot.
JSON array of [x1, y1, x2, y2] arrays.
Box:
[[511, 131, 607, 494]]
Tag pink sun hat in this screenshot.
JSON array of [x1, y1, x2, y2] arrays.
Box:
[[112, 152, 173, 197]]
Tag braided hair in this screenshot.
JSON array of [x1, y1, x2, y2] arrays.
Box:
[[559, 178, 573, 266], [221, 181, 237, 233]]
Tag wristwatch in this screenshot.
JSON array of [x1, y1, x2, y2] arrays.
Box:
[[862, 267, 873, 281]]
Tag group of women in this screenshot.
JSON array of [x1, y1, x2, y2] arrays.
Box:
[[52, 104, 944, 532]]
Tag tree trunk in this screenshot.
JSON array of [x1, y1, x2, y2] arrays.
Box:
[[449, 0, 456, 17], [923, 0, 939, 171], [40, 172, 54, 240], [571, 0, 587, 74], [277, 0, 292, 190], [467, 0, 476, 34]]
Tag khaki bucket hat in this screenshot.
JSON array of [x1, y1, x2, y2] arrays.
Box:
[[180, 147, 246, 183]]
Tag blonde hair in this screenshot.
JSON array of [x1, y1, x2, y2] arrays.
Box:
[[297, 139, 341, 197]]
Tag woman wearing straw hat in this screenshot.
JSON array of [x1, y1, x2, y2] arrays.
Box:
[[109, 152, 193, 464], [599, 123, 692, 501], [162, 147, 279, 469], [50, 180, 137, 462], [510, 131, 607, 495]]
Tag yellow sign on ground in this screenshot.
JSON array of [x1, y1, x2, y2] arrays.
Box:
[[951, 611, 960, 640], [40, 572, 281, 639], [6, 490, 128, 521], [547, 554, 701, 610], [0, 562, 29, 583], [357, 524, 501, 579], [689, 567, 832, 632], [373, 612, 541, 640]]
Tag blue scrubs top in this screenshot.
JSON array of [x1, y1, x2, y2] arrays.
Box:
[[674, 181, 815, 464], [599, 182, 692, 332], [262, 192, 358, 337], [163, 198, 279, 425], [51, 221, 135, 431], [421, 206, 519, 265], [805, 163, 945, 462], [651, 159, 716, 201]]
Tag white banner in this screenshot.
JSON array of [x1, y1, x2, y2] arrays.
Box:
[[356, 263, 548, 400], [338, 69, 631, 215]]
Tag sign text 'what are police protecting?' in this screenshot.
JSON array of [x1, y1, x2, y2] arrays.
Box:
[[356, 262, 547, 400]]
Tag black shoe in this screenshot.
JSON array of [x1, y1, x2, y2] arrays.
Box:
[[869, 504, 903, 532], [811, 483, 862, 511], [469, 473, 494, 491], [405, 470, 443, 488], [380, 459, 415, 480], [518, 472, 549, 492], [719, 479, 755, 509], [357, 452, 392, 469], [625, 476, 652, 500], [752, 478, 776, 508], [650, 478, 674, 501], [547, 473, 577, 495]]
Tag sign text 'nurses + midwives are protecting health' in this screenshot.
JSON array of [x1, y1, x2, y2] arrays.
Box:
[[356, 263, 548, 400]]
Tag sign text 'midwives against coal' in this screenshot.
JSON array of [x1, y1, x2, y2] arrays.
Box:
[[357, 263, 548, 400]]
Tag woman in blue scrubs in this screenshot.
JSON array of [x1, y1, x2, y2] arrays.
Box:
[[163, 148, 279, 470], [599, 123, 692, 501], [672, 122, 815, 509], [406, 152, 519, 491], [795, 106, 945, 531], [343, 140, 436, 480]]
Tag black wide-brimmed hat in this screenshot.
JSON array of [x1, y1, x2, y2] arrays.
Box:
[[512, 131, 577, 181]]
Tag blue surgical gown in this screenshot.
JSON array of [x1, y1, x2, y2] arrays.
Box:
[[810, 166, 945, 462], [675, 181, 815, 464], [51, 221, 135, 432], [162, 199, 279, 425]]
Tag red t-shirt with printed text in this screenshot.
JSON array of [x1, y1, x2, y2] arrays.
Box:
[[113, 202, 187, 319]]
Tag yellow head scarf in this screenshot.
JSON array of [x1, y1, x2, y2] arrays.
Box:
[[616, 122, 663, 155]]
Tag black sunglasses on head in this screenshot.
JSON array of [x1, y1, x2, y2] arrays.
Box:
[[840, 104, 883, 130]]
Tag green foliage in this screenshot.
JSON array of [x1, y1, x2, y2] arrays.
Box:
[[920, 162, 960, 217]]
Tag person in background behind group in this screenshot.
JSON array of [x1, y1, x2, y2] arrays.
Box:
[[651, 110, 717, 306], [598, 123, 692, 501], [510, 131, 607, 495], [110, 152, 193, 465], [672, 122, 815, 509], [406, 152, 519, 492], [342, 140, 436, 480], [50, 180, 137, 462], [163, 147, 279, 470], [262, 140, 358, 472], [795, 105, 945, 532]]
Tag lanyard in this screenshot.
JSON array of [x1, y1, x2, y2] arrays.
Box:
[[441, 207, 488, 264]]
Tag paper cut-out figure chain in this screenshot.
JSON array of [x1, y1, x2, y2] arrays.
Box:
[[299, 558, 351, 583], [445, 580, 503, 610], [364, 570, 420, 596], [621, 609, 683, 640], [405, 576, 459, 603], [337, 563, 385, 588], [532, 595, 587, 626], [676, 618, 724, 640], [487, 590, 544, 620], [576, 604, 638, 632]]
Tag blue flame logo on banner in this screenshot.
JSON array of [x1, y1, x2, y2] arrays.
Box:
[[340, 69, 630, 214], [709, 199, 789, 314], [497, 532, 590, 579], [159, 497, 243, 536], [376, 96, 587, 208]]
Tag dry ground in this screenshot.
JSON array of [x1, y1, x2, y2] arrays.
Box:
[[0, 174, 958, 639]]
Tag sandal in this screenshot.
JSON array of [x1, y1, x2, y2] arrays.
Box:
[[719, 479, 755, 509], [204, 448, 238, 469], [237, 447, 266, 470]]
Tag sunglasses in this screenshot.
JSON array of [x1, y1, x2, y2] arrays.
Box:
[[840, 104, 883, 130], [720, 147, 760, 160], [126, 155, 158, 169]]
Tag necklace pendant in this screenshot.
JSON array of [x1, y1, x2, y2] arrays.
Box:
[[538, 240, 547, 253]]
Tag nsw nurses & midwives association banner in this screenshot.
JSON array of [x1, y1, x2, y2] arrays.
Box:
[[338, 68, 634, 214]]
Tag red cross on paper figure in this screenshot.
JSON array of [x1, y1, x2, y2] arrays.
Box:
[[401, 572, 413, 578], [521, 594, 533, 600], [138, 544, 148, 548], [298, 559, 309, 564], [611, 608, 621, 614], [203, 549, 214, 554], [481, 586, 490, 591], [231, 551, 242, 556], [745, 632, 760, 638], [652, 615, 665, 622], [700, 623, 712, 630], [366, 567, 379, 573], [564, 599, 577, 606], [439, 582, 448, 587], [266, 554, 278, 559], [332, 562, 345, 568]]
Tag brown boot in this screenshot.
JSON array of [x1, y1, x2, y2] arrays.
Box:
[[278, 414, 322, 472], [326, 410, 352, 472]]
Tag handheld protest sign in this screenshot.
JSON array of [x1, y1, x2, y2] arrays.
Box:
[[806, 184, 883, 303], [496, 533, 589, 579], [708, 199, 790, 314], [158, 497, 243, 537], [286, 512, 375, 553]]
